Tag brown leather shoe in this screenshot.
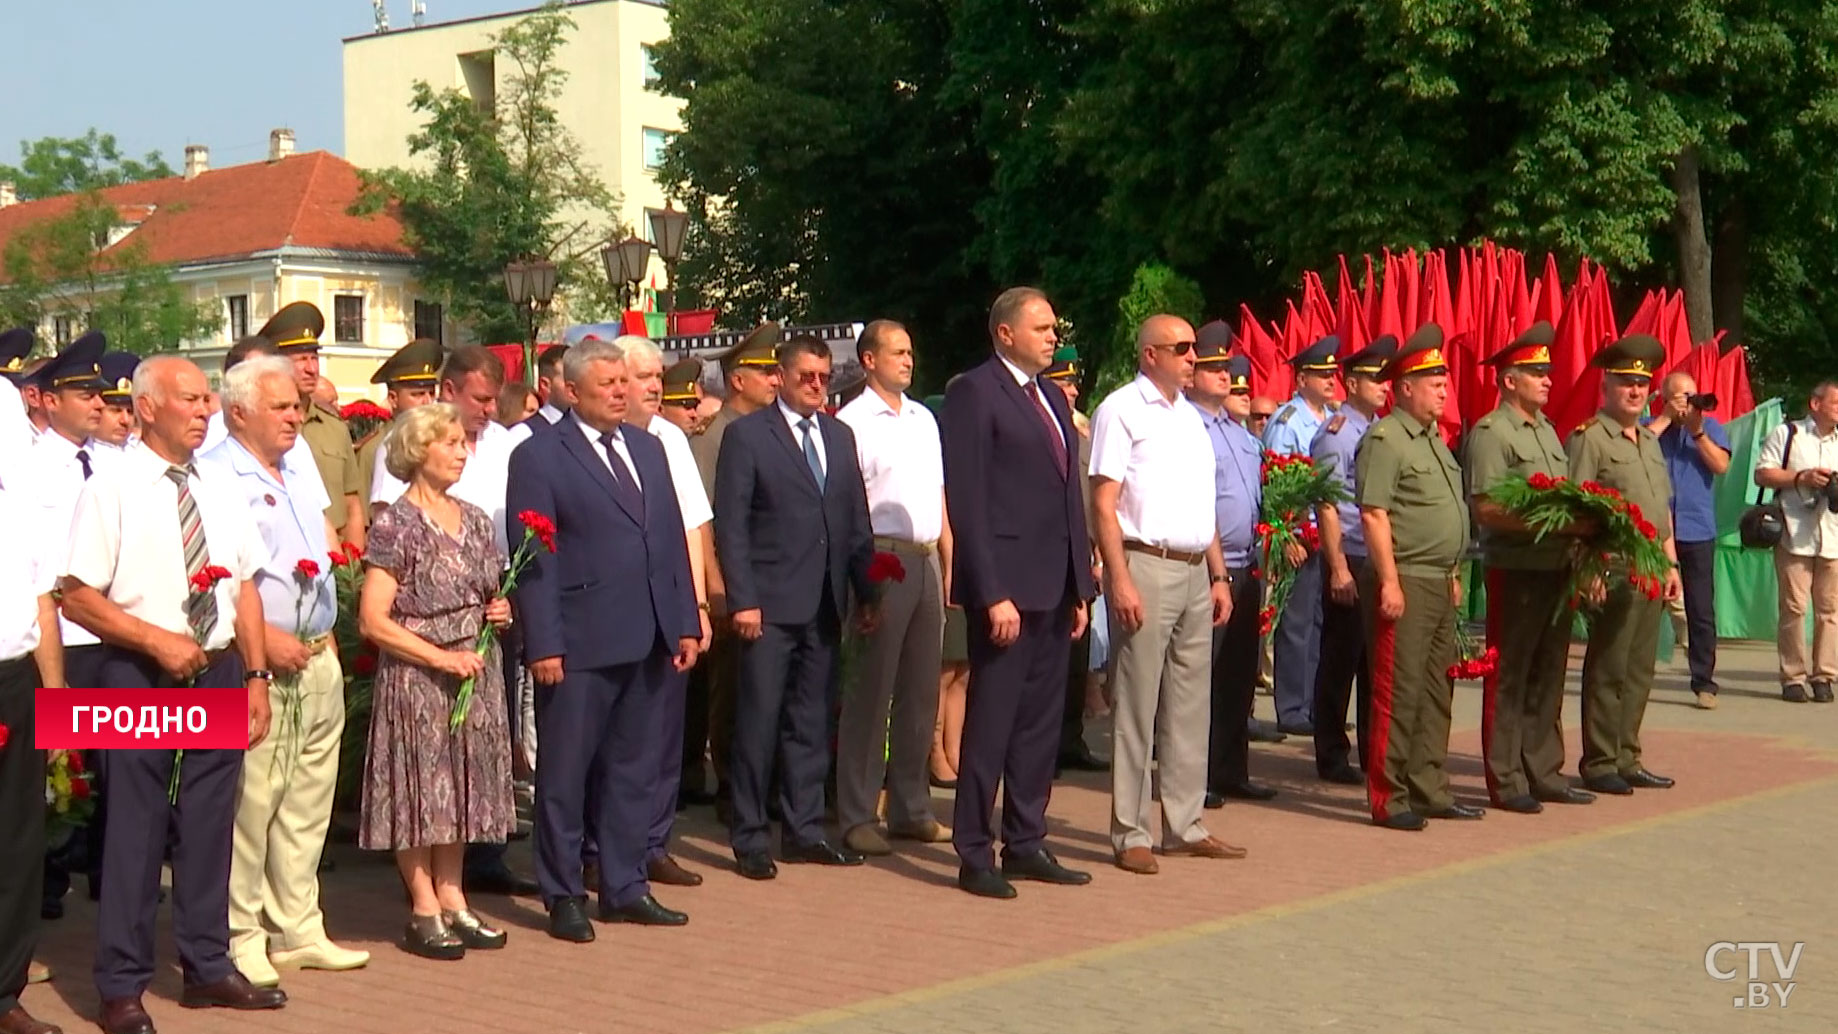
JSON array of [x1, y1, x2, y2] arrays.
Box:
[[1162, 836, 1248, 860], [887, 818, 953, 843], [98, 998, 153, 1034], [647, 854, 704, 887], [179, 972, 286, 1011], [1115, 846, 1158, 874], [0, 1005, 64, 1034]]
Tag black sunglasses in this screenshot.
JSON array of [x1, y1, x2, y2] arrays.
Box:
[[1152, 341, 1196, 355]]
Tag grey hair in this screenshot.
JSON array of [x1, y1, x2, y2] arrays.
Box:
[[130, 355, 200, 407], [220, 355, 295, 414], [563, 337, 626, 384], [612, 334, 662, 368], [384, 403, 462, 481]]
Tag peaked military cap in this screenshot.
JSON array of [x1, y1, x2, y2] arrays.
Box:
[[1592, 333, 1664, 381], [258, 301, 325, 354], [1342, 334, 1399, 377], [719, 322, 783, 374], [1044, 345, 1081, 380], [1483, 321, 1555, 371], [1226, 353, 1252, 392], [371, 338, 444, 386], [99, 351, 140, 403], [35, 331, 107, 391], [0, 326, 34, 384], [1378, 323, 1448, 381], [1290, 335, 1341, 372], [662, 357, 703, 403], [1194, 321, 1235, 364]]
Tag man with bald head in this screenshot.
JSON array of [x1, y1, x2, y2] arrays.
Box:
[[1089, 315, 1238, 873], [1646, 371, 1730, 707]]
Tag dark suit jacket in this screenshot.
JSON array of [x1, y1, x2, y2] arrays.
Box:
[[713, 405, 873, 626], [942, 356, 1094, 612], [517, 408, 565, 437], [507, 415, 700, 670]]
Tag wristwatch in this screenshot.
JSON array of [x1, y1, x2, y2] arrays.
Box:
[[1210, 574, 1230, 585], [244, 669, 275, 683]]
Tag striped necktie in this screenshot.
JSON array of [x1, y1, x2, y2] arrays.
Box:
[[166, 465, 217, 639]]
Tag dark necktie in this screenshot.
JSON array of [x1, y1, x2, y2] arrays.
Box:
[[1023, 382, 1069, 477], [797, 418, 826, 490], [597, 430, 645, 515], [76, 447, 92, 480], [166, 465, 217, 638]]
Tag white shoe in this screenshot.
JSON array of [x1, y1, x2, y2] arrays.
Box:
[[271, 940, 371, 972], [234, 950, 282, 988]]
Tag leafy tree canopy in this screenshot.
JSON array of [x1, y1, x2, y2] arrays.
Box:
[[0, 129, 174, 201]]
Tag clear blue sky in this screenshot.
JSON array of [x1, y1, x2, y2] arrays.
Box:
[[2, 0, 525, 168]]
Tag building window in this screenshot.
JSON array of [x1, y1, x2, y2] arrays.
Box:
[[414, 300, 444, 345], [53, 317, 73, 348], [458, 50, 496, 113], [641, 44, 661, 87], [226, 295, 249, 340], [642, 127, 673, 171], [333, 295, 365, 344]]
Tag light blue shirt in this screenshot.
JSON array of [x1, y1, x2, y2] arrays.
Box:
[[1261, 392, 1331, 458], [1311, 406, 1375, 558], [200, 435, 336, 638], [1201, 405, 1262, 567]]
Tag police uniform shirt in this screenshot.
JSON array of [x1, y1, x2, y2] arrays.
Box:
[[1088, 373, 1217, 553], [1466, 402, 1570, 569], [1312, 407, 1374, 558], [27, 430, 117, 647], [199, 435, 337, 639], [64, 441, 264, 653], [0, 484, 59, 661], [836, 389, 945, 544], [371, 420, 518, 556], [1261, 392, 1330, 457], [642, 414, 713, 532], [1198, 403, 1261, 567], [1566, 413, 1673, 545], [1355, 411, 1470, 576]]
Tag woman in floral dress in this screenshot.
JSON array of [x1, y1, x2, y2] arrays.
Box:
[[357, 404, 513, 960]]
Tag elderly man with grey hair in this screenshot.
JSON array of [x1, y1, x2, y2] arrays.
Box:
[[201, 356, 370, 988]]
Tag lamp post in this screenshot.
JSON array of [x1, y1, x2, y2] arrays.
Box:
[[601, 235, 654, 312], [648, 202, 689, 334], [502, 257, 557, 385]]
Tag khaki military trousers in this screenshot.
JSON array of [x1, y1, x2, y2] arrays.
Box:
[[1481, 567, 1573, 801], [1579, 585, 1661, 779], [1361, 569, 1457, 821]]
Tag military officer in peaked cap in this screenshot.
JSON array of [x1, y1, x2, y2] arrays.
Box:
[[659, 357, 705, 436], [1356, 324, 1477, 830], [259, 302, 366, 547], [1466, 323, 1598, 813], [1567, 333, 1680, 796], [1310, 333, 1397, 786], [355, 338, 443, 510], [1262, 334, 1340, 738], [1041, 345, 1106, 775], [95, 352, 141, 452]]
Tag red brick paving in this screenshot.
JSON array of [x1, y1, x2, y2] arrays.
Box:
[[25, 726, 1836, 1034]]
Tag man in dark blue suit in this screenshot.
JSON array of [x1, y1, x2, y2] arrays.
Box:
[[506, 338, 702, 942], [518, 344, 573, 437], [943, 287, 1096, 899], [714, 335, 877, 879]]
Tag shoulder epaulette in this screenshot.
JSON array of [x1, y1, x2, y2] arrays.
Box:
[[1273, 405, 1293, 425], [1324, 414, 1346, 435], [1369, 423, 1390, 441]]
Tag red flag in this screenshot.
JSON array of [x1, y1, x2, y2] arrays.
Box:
[[1534, 253, 1564, 326], [1238, 303, 1278, 396], [1717, 345, 1756, 418]]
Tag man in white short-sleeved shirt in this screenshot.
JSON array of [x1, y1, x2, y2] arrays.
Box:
[[58, 356, 285, 1024], [832, 320, 954, 855], [1756, 381, 1838, 701], [1087, 314, 1236, 872]]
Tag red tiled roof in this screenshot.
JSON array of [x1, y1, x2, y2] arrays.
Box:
[[0, 150, 412, 271]]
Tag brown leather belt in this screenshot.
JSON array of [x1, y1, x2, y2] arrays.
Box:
[[1124, 541, 1204, 566], [873, 536, 936, 556], [304, 634, 332, 656]]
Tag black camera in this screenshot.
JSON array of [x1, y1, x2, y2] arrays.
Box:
[[1688, 392, 1719, 411], [1823, 477, 1838, 514]]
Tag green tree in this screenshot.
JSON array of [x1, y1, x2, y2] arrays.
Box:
[[0, 192, 217, 355], [0, 129, 174, 200], [1097, 262, 1205, 400], [356, 1, 624, 345]]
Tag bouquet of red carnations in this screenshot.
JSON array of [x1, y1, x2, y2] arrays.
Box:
[[46, 750, 97, 847], [1255, 452, 1348, 637], [450, 511, 556, 731], [1447, 623, 1498, 680], [339, 399, 392, 442], [1482, 471, 1672, 624]]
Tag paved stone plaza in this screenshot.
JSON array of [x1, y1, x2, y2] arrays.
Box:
[[25, 641, 1836, 1033]]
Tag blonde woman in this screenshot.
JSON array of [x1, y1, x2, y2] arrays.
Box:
[[358, 404, 513, 960]]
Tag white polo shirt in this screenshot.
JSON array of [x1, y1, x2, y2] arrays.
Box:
[[0, 484, 59, 662], [642, 414, 712, 531], [1758, 417, 1838, 559], [64, 441, 263, 653], [836, 388, 944, 543], [1089, 373, 1218, 554], [372, 419, 517, 555]]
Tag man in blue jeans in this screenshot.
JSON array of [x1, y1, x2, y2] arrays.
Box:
[[1647, 371, 1731, 708]]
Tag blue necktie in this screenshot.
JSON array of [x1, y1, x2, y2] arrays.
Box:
[[798, 417, 826, 490]]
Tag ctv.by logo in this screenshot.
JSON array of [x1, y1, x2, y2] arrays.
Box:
[[1704, 942, 1804, 1008]]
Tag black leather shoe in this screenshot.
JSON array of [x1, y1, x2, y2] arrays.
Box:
[[1813, 682, 1835, 703], [1056, 747, 1109, 772], [1203, 792, 1225, 810], [1783, 683, 1810, 703], [957, 866, 1017, 899], [1623, 768, 1675, 789], [1220, 780, 1278, 801], [1319, 764, 1363, 785], [1493, 795, 1543, 814], [463, 864, 540, 897], [735, 851, 778, 880], [1375, 811, 1427, 831], [599, 894, 688, 926], [1276, 719, 1316, 737], [99, 998, 155, 1034], [179, 973, 287, 1010], [39, 897, 62, 921], [780, 839, 864, 866], [1425, 803, 1486, 820], [1001, 849, 1091, 885], [1582, 773, 1634, 796], [1534, 786, 1597, 805], [1246, 718, 1289, 743], [546, 896, 595, 943]]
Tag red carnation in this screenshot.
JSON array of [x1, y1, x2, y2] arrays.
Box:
[[71, 777, 91, 800], [1527, 472, 1553, 490], [295, 558, 321, 580], [0, 723, 8, 750], [1254, 522, 1273, 538], [868, 551, 907, 584], [189, 565, 231, 594], [341, 541, 364, 561], [518, 510, 558, 552], [67, 752, 84, 775], [328, 550, 349, 567], [1580, 480, 1605, 496]]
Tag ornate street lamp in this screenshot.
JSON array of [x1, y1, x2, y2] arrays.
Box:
[[503, 257, 557, 384], [648, 202, 690, 333], [601, 235, 654, 311]]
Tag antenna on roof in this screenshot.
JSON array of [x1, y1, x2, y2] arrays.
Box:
[[372, 0, 390, 33], [412, 0, 426, 26]]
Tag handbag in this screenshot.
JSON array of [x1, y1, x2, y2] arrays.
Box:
[[1738, 420, 1797, 549]]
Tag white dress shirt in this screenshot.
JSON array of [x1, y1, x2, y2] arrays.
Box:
[[64, 441, 263, 653], [28, 430, 115, 648], [836, 388, 945, 543], [1759, 417, 1838, 559], [573, 412, 645, 491], [0, 381, 29, 489], [538, 402, 566, 425], [778, 399, 827, 476], [199, 435, 337, 638], [0, 485, 58, 662], [373, 420, 518, 555], [998, 353, 1067, 451], [1089, 373, 1218, 553], [642, 414, 712, 531]]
